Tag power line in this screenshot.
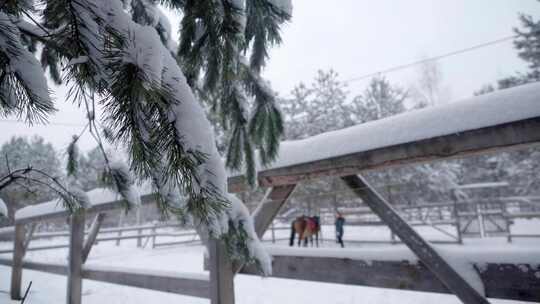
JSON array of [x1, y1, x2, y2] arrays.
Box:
[[0, 119, 85, 127], [343, 34, 517, 83]]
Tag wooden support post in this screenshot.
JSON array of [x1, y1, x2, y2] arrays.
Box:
[[476, 203, 486, 238], [390, 231, 396, 244], [253, 184, 296, 237], [10, 224, 26, 300], [82, 213, 105, 263], [67, 212, 85, 304], [208, 239, 234, 304], [271, 222, 276, 244], [136, 207, 142, 247], [23, 223, 36, 254], [451, 190, 463, 244], [506, 215, 513, 243], [116, 211, 124, 246], [151, 222, 157, 249], [341, 175, 489, 304]]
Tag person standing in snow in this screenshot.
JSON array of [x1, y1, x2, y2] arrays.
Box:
[[335, 212, 345, 248]]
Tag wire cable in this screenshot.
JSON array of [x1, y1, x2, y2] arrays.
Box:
[[343, 34, 517, 83]]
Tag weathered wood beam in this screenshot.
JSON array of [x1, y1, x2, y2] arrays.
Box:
[[10, 224, 26, 300], [229, 117, 540, 191], [83, 265, 209, 299], [239, 255, 540, 302], [22, 223, 36, 255], [1, 258, 67, 275], [152, 239, 201, 248], [209, 240, 235, 304], [0, 258, 210, 299], [67, 212, 85, 304], [253, 185, 297, 237], [0, 243, 70, 254], [82, 213, 106, 263], [15, 193, 157, 225], [341, 175, 488, 304]]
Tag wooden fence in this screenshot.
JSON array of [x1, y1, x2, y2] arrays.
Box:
[[4, 193, 221, 304], [3, 84, 540, 304]]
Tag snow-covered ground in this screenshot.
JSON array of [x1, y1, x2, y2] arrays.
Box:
[[0, 219, 539, 304]]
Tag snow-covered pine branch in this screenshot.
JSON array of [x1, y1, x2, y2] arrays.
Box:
[[0, 12, 55, 123], [158, 0, 291, 185], [1, 0, 291, 275], [0, 198, 7, 217]]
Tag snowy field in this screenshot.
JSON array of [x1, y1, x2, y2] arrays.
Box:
[[0, 219, 539, 304]]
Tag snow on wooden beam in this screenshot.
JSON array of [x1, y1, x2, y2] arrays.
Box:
[[240, 255, 540, 302], [230, 117, 540, 191], [0, 258, 210, 299], [15, 190, 157, 225], [228, 83, 540, 192]]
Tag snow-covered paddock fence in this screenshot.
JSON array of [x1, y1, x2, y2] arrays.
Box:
[[229, 82, 540, 192], [7, 190, 210, 303], [239, 245, 540, 302], [230, 83, 540, 304], [0, 257, 210, 299], [0, 225, 200, 254]]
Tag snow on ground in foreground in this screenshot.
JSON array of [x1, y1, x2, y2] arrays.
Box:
[[0, 219, 538, 304], [0, 241, 535, 304]]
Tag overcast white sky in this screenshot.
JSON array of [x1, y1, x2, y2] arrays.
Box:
[[1, 0, 539, 153]]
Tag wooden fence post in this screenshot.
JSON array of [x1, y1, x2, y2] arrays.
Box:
[[82, 213, 105, 263], [151, 222, 157, 249], [67, 212, 85, 304], [209, 239, 234, 304], [116, 211, 124, 246], [10, 224, 26, 300], [271, 222, 275, 243], [136, 207, 142, 247], [23, 223, 36, 252], [451, 191, 463, 244], [341, 175, 489, 304]]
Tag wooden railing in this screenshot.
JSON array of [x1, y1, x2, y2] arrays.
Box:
[[5, 194, 217, 304]]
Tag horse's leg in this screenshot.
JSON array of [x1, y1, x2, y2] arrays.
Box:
[[289, 222, 295, 247]]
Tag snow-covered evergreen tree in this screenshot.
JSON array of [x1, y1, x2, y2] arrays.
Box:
[[0, 136, 62, 217], [78, 147, 105, 191], [0, 0, 291, 274], [281, 70, 354, 140], [475, 3, 540, 92], [351, 76, 407, 122], [514, 8, 540, 82]]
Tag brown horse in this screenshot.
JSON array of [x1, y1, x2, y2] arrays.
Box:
[[289, 215, 321, 247]]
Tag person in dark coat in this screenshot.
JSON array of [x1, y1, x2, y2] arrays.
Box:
[[335, 212, 345, 248]]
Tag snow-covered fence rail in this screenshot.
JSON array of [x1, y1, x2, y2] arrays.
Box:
[[239, 246, 540, 302], [14, 188, 157, 225], [228, 83, 540, 192], [231, 83, 540, 304], [0, 222, 200, 255], [0, 257, 210, 298], [7, 188, 210, 303]]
